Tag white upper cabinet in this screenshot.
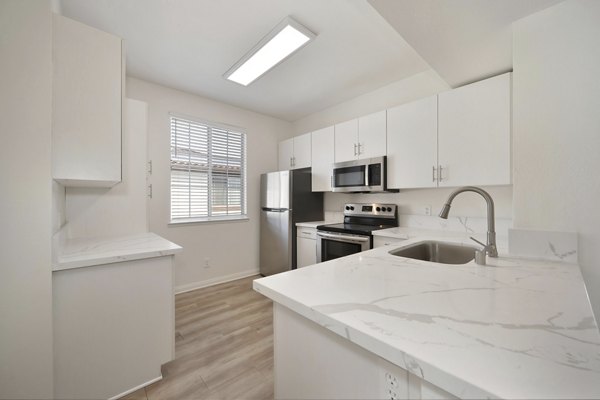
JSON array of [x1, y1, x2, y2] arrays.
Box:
[[335, 111, 386, 163], [387, 96, 438, 189], [334, 119, 358, 163], [438, 72, 511, 187], [358, 110, 387, 160], [52, 15, 123, 187], [279, 132, 311, 170], [293, 132, 311, 169], [278, 138, 294, 170], [311, 126, 335, 191]]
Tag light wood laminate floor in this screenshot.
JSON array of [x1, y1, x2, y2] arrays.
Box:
[[120, 275, 273, 400]]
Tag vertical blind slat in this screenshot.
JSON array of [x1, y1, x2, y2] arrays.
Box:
[[170, 116, 246, 220]]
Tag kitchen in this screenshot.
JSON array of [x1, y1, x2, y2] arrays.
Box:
[[1, 0, 599, 399]]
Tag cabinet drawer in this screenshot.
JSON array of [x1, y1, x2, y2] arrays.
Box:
[[297, 227, 317, 240]]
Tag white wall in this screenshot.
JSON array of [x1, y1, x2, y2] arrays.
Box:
[[126, 77, 294, 292], [512, 0, 600, 319], [65, 99, 148, 238], [0, 1, 54, 398], [293, 70, 449, 134]]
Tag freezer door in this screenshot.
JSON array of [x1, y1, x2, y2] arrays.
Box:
[[260, 171, 290, 209], [259, 209, 291, 276]]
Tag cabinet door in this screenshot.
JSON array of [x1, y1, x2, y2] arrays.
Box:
[[297, 236, 316, 268], [438, 73, 511, 187], [311, 126, 335, 191], [278, 138, 294, 170], [387, 96, 438, 188], [358, 110, 387, 160], [52, 15, 122, 187], [334, 119, 359, 163], [293, 132, 312, 169]]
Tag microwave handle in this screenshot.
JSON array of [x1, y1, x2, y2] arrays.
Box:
[[365, 164, 369, 187]]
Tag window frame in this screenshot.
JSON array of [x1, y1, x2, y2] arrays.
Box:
[[168, 113, 248, 225]]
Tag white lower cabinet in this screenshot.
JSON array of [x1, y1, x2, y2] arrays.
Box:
[[297, 227, 317, 268], [274, 303, 457, 400], [53, 256, 174, 399]]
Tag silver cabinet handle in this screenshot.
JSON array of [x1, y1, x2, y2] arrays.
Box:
[[432, 165, 436, 182], [438, 165, 444, 182], [353, 143, 357, 156], [358, 143, 363, 156]]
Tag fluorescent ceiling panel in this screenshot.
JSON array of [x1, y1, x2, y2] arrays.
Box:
[[225, 17, 315, 86]]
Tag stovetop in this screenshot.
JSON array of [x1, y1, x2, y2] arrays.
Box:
[[317, 203, 398, 236], [316, 222, 397, 236]]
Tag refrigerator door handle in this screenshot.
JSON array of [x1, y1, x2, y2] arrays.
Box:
[[262, 208, 288, 212]]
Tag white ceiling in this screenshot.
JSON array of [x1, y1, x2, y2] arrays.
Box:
[[59, 0, 430, 121], [368, 0, 563, 88]]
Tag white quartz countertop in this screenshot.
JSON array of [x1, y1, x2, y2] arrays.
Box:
[[296, 221, 336, 228], [253, 233, 600, 399], [53, 232, 182, 271]]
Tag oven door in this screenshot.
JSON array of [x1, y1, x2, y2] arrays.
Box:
[[316, 231, 371, 263]]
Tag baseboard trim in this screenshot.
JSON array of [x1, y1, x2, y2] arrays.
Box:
[[174, 269, 260, 295], [109, 375, 162, 400]]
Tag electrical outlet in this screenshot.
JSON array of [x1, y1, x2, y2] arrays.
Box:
[[423, 205, 432, 216], [204, 257, 210, 268], [385, 371, 400, 400], [385, 372, 399, 388]]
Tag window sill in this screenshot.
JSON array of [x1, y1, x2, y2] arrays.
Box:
[[168, 216, 249, 226]]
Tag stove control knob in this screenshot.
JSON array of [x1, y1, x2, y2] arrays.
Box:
[[387, 207, 392, 212], [350, 206, 355, 211], [376, 207, 381, 211], [345, 206, 350, 210]]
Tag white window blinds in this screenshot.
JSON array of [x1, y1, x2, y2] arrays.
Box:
[[170, 116, 246, 221]]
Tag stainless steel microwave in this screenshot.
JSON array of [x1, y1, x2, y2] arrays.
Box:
[[331, 156, 394, 193]]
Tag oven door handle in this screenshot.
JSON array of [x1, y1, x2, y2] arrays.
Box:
[[317, 231, 370, 244]]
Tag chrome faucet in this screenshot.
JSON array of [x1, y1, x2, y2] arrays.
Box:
[[439, 186, 498, 259]]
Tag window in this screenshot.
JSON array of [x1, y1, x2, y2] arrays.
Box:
[[170, 115, 246, 222]]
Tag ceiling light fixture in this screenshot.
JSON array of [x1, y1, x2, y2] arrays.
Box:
[[224, 17, 316, 86]]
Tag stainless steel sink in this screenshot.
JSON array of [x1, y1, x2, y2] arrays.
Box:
[[389, 241, 477, 265]]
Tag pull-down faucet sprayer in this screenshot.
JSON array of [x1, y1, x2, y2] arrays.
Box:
[[439, 186, 498, 258]]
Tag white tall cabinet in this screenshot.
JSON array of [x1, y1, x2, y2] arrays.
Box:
[[311, 126, 335, 191], [438, 73, 511, 187], [334, 110, 386, 163], [279, 132, 311, 170], [52, 15, 123, 187]]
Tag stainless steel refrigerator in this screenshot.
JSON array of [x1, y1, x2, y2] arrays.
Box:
[[260, 168, 323, 276]]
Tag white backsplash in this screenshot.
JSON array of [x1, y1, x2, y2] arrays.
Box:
[[324, 211, 344, 223], [398, 214, 512, 238], [509, 228, 578, 264]]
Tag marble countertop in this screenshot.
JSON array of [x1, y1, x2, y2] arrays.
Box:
[[296, 221, 333, 228], [53, 232, 182, 271], [253, 234, 600, 399]]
